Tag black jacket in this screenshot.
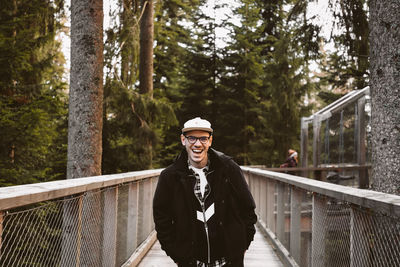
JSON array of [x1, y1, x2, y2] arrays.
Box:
[[153, 148, 257, 263]]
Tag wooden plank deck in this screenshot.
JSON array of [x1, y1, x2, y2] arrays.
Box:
[[138, 226, 283, 266]]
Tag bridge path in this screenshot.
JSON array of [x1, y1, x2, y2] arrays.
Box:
[[138, 226, 283, 266]]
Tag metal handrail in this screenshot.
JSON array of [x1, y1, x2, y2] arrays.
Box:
[[243, 166, 400, 267], [0, 170, 161, 266]]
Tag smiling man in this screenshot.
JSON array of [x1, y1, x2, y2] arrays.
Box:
[[153, 117, 257, 267]]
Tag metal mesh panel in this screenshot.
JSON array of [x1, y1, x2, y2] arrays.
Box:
[[325, 199, 351, 266], [0, 200, 64, 266], [311, 195, 400, 267], [351, 205, 400, 266], [299, 189, 312, 267], [0, 191, 106, 267], [244, 165, 400, 267], [0, 179, 153, 267]]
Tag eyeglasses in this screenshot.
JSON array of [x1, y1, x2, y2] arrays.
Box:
[[184, 135, 210, 144]]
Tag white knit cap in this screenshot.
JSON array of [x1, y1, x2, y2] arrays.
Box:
[[182, 117, 213, 134]]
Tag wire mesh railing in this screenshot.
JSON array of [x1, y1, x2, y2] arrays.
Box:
[[243, 166, 400, 267], [0, 170, 160, 267]]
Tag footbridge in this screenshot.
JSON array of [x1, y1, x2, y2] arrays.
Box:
[[0, 167, 399, 266]]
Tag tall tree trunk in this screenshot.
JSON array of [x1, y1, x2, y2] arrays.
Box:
[[139, 0, 154, 98], [369, 0, 400, 195], [63, 0, 103, 266], [67, 0, 104, 179], [138, 0, 154, 168], [121, 0, 135, 85]]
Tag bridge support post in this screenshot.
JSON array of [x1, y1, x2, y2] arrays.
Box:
[[116, 183, 137, 266], [254, 174, 261, 216], [151, 177, 157, 230], [276, 183, 285, 242], [137, 179, 153, 245], [313, 115, 322, 180], [312, 195, 327, 267], [260, 175, 268, 223], [356, 97, 368, 188], [266, 180, 276, 233], [301, 118, 309, 177], [290, 187, 302, 264], [126, 182, 139, 256], [102, 187, 118, 266]]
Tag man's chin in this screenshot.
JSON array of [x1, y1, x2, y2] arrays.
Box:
[[190, 157, 202, 163], [189, 156, 204, 164]]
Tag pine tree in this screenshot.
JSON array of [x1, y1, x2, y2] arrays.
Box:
[[153, 0, 202, 166], [216, 0, 320, 166], [102, 0, 179, 172], [215, 0, 265, 165], [0, 0, 67, 185], [176, 0, 223, 138]]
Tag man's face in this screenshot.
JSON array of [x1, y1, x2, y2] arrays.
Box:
[[181, 130, 213, 168]]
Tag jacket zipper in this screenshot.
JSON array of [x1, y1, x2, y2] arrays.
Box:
[[195, 172, 212, 265], [201, 203, 211, 264]]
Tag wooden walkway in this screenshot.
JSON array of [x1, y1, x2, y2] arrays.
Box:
[[138, 226, 283, 266]]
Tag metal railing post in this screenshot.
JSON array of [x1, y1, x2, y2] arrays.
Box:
[[276, 183, 285, 242], [266, 179, 276, 233], [137, 181, 147, 245], [102, 187, 118, 267], [254, 174, 261, 216], [313, 115, 322, 180], [151, 177, 157, 230], [290, 187, 301, 263], [357, 97, 368, 188], [301, 117, 309, 177], [143, 179, 152, 239], [126, 182, 139, 255], [260, 175, 268, 223]]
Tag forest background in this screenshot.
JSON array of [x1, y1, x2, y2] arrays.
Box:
[[0, 0, 369, 186]]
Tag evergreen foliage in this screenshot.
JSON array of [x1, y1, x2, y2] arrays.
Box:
[[104, 0, 321, 168], [0, 0, 67, 185], [102, 78, 177, 173], [0, 0, 372, 184], [214, 0, 320, 166], [102, 0, 178, 173], [178, 0, 219, 122], [321, 0, 369, 92], [152, 0, 205, 166]]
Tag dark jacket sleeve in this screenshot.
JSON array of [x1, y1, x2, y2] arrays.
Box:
[[153, 169, 178, 262], [227, 160, 257, 249]]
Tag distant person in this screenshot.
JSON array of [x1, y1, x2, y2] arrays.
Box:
[[280, 149, 298, 168], [153, 117, 257, 267]]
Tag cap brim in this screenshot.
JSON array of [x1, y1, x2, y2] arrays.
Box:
[[182, 127, 213, 133]]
